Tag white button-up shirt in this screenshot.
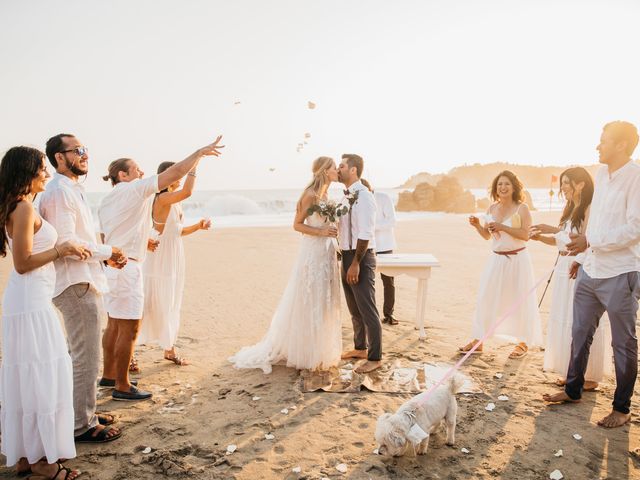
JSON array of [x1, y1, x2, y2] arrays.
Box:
[[98, 175, 159, 262], [583, 161, 640, 279], [374, 191, 397, 252], [338, 180, 376, 251], [39, 173, 112, 296]]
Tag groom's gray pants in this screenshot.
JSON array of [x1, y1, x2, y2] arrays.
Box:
[[341, 250, 382, 361], [565, 267, 640, 414]]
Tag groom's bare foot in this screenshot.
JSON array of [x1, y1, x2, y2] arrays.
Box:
[[341, 349, 367, 360], [597, 410, 631, 428], [355, 360, 382, 373], [542, 391, 581, 404]]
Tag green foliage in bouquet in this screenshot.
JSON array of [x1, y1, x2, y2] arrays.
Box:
[[307, 200, 349, 223]]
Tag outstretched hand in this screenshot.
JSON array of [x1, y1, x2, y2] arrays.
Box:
[[199, 135, 225, 157]]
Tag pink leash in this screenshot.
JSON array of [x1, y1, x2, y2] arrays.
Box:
[[410, 266, 555, 409]]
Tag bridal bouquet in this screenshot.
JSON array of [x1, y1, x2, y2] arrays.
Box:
[[307, 191, 360, 255]]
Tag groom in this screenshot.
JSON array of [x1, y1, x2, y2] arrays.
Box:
[[338, 154, 383, 373]]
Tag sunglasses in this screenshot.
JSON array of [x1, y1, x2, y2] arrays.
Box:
[[60, 146, 88, 156]]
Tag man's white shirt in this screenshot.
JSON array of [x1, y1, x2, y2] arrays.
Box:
[[583, 161, 640, 279], [98, 175, 159, 262], [39, 173, 112, 296], [374, 191, 397, 252], [338, 180, 376, 251]]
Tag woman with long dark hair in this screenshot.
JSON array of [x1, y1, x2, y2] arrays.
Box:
[[530, 167, 612, 389], [460, 170, 543, 358], [138, 161, 211, 365], [0, 146, 89, 479]]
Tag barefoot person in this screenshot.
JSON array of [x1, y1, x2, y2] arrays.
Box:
[[543, 121, 640, 428], [530, 167, 612, 390], [138, 160, 212, 366], [39, 133, 124, 444], [229, 157, 342, 373], [459, 171, 542, 359], [98, 136, 224, 401], [338, 154, 383, 374], [0, 146, 89, 479]]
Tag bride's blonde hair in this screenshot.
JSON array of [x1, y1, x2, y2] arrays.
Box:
[[297, 156, 334, 207]]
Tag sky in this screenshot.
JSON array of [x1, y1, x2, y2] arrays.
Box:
[[1, 0, 639, 192]]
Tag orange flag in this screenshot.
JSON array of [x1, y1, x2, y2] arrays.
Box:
[[551, 175, 559, 183]]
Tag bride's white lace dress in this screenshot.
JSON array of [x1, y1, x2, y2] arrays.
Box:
[[229, 212, 342, 373]]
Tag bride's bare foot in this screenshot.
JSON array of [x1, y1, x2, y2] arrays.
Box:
[[583, 381, 599, 391], [355, 360, 382, 374], [341, 349, 367, 360], [458, 340, 482, 354], [16, 457, 30, 475], [542, 391, 581, 404], [597, 410, 631, 428]]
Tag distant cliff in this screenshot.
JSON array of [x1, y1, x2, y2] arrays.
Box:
[[397, 162, 608, 189]]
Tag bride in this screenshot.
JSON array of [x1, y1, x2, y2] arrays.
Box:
[[229, 157, 342, 373]]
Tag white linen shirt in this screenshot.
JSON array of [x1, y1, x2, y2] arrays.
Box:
[[39, 173, 112, 296], [583, 161, 640, 279], [374, 191, 397, 252], [98, 175, 159, 262], [338, 180, 376, 251]]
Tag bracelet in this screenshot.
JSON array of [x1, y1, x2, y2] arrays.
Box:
[[53, 246, 62, 259], [188, 172, 197, 177]]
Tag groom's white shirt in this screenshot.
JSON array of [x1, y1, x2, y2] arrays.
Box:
[[338, 180, 376, 251]]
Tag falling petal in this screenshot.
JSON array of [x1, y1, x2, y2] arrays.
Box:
[[461, 448, 470, 454], [554, 449, 563, 457], [265, 434, 275, 440], [292, 466, 301, 473], [336, 463, 348, 473], [307, 101, 316, 109], [498, 395, 509, 401], [142, 447, 152, 454], [573, 433, 582, 441], [252, 396, 261, 401], [281, 408, 289, 415], [226, 444, 237, 454], [485, 403, 496, 411], [494, 373, 503, 379]]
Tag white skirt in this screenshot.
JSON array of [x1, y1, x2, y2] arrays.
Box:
[[0, 307, 76, 466], [471, 248, 543, 346], [543, 255, 613, 381]]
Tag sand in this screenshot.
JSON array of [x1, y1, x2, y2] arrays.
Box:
[[0, 212, 638, 479]]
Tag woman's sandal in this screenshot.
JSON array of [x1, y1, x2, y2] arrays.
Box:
[[458, 340, 483, 355], [33, 462, 81, 480], [164, 353, 190, 366], [129, 356, 141, 373], [74, 425, 122, 443], [508, 344, 528, 359]]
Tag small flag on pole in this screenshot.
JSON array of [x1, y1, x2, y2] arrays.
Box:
[[551, 175, 558, 183]]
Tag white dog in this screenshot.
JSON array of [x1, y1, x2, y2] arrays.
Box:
[[375, 374, 464, 456]]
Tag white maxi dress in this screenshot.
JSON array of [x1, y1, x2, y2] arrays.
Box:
[[139, 203, 186, 349], [471, 209, 543, 346], [543, 222, 613, 381], [0, 219, 75, 466], [229, 213, 342, 373]]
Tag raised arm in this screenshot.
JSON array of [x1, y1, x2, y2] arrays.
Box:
[[156, 163, 200, 208], [293, 190, 337, 237], [10, 201, 89, 274], [157, 136, 224, 192]]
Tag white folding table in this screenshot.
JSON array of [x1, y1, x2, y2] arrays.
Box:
[[376, 253, 440, 339]]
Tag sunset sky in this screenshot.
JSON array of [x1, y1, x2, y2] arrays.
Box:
[[1, 0, 639, 191]]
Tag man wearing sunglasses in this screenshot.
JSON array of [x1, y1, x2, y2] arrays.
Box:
[[39, 133, 126, 444]]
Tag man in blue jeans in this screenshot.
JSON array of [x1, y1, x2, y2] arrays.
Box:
[[543, 121, 640, 428]]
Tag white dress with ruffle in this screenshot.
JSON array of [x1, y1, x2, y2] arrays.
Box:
[[0, 219, 75, 466], [229, 213, 342, 373]]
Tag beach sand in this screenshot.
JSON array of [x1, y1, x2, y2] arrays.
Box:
[[0, 212, 638, 479]]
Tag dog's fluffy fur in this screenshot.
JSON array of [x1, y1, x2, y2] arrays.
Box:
[[375, 374, 464, 456]]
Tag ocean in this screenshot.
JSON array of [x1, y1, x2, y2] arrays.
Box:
[[85, 187, 564, 229]]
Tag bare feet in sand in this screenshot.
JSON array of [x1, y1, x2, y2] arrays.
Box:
[[597, 410, 631, 428], [554, 378, 599, 391], [542, 391, 581, 404], [355, 360, 382, 373], [341, 349, 367, 360]]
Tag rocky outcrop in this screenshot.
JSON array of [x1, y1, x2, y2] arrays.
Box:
[[397, 176, 476, 213]]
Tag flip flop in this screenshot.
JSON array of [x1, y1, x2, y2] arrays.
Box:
[[75, 425, 122, 443]]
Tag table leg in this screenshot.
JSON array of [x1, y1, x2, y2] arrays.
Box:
[[416, 278, 428, 340]]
